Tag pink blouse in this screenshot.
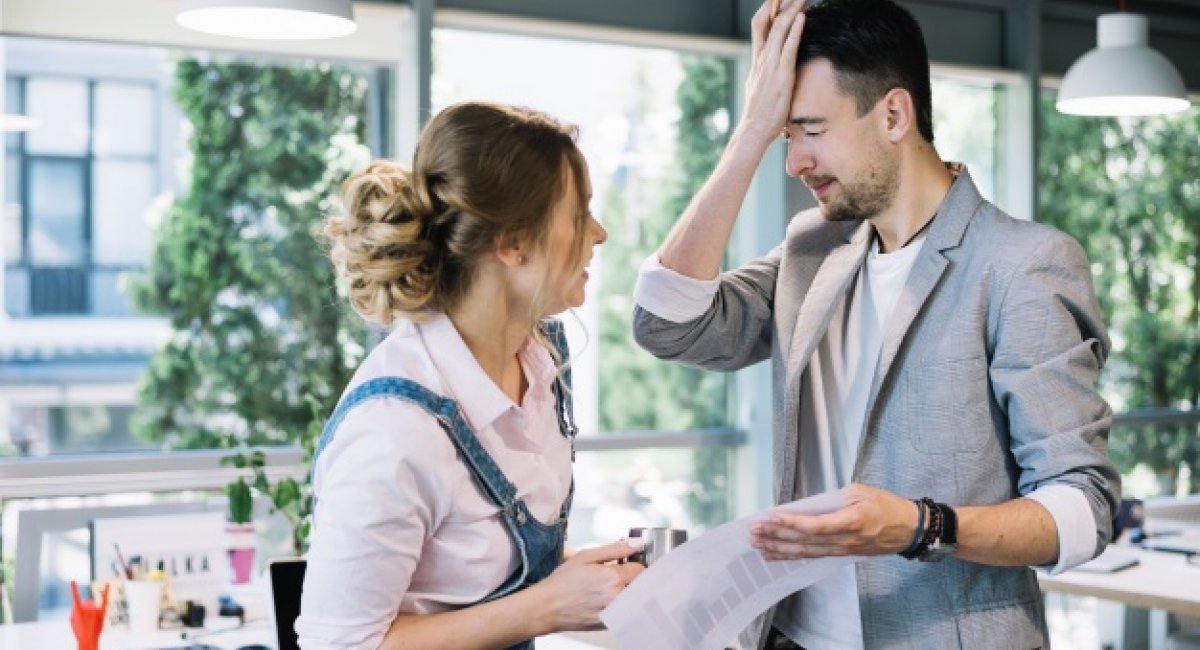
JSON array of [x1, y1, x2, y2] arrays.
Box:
[[296, 313, 573, 649]]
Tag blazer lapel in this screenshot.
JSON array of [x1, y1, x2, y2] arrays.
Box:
[[863, 252, 948, 419], [779, 220, 870, 502], [858, 167, 985, 462]]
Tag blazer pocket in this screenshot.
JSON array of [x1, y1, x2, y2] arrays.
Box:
[[906, 356, 991, 454]]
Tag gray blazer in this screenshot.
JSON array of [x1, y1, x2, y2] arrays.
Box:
[[632, 169, 1121, 649]]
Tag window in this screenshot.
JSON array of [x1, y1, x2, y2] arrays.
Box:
[[1038, 93, 1200, 498], [4, 69, 158, 317], [931, 75, 1001, 203], [433, 27, 740, 542], [0, 36, 391, 459]]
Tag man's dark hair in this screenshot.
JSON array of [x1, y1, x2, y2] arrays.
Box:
[[798, 0, 935, 143]]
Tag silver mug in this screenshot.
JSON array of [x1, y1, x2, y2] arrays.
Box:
[[626, 527, 688, 566]]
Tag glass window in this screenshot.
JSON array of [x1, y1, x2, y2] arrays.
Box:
[[1, 35, 385, 458], [571, 446, 735, 546], [28, 158, 86, 265], [4, 153, 21, 263], [433, 28, 739, 532], [931, 76, 999, 202], [1038, 94, 1200, 497], [94, 82, 156, 157], [92, 160, 155, 265], [25, 78, 89, 155], [432, 28, 736, 437], [6, 77, 22, 152]]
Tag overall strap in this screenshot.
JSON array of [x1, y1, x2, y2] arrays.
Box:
[[312, 377, 519, 511], [539, 318, 578, 441]]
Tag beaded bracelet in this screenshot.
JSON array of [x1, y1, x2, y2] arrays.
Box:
[[902, 497, 943, 560], [899, 499, 927, 559]]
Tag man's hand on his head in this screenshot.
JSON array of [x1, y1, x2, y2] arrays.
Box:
[[741, 0, 807, 147]]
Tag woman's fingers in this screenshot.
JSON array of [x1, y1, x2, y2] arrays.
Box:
[[571, 537, 645, 565]]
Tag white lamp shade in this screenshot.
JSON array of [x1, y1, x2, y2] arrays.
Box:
[[1057, 13, 1191, 116], [177, 0, 357, 40]]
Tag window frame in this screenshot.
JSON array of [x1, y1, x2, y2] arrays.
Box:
[[6, 74, 162, 317], [0, 0, 414, 490]]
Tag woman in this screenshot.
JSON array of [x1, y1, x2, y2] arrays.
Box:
[[295, 101, 644, 650]]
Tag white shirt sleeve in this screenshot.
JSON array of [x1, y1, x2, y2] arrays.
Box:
[[632, 254, 722, 324], [296, 399, 451, 650], [1025, 484, 1100, 574]]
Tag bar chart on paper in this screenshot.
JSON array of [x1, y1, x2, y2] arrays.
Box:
[[601, 492, 862, 650]]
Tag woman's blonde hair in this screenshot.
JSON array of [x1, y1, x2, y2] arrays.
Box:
[[324, 101, 589, 327]]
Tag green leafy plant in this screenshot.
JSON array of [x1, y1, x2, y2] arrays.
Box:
[[131, 57, 374, 549], [222, 395, 324, 554], [131, 58, 370, 452], [226, 475, 254, 525], [595, 55, 735, 528], [1039, 97, 1200, 494]]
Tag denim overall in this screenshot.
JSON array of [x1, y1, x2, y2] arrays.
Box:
[[313, 319, 577, 650]]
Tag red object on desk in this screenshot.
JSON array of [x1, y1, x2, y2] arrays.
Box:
[[70, 580, 110, 650]]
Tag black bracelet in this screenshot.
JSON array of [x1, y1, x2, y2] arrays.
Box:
[[908, 497, 942, 560], [899, 499, 927, 559]]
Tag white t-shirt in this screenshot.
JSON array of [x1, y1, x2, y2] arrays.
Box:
[[775, 235, 923, 649]]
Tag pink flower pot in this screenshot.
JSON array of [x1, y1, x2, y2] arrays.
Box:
[[228, 546, 256, 584], [225, 523, 257, 584]]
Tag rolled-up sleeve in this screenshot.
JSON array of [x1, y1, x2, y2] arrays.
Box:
[[632, 247, 780, 372], [633, 254, 722, 323], [1026, 484, 1100, 573], [297, 400, 448, 649], [990, 234, 1121, 561]]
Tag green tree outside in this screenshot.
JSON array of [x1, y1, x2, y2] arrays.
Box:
[[133, 59, 371, 453], [596, 56, 736, 528], [1038, 98, 1200, 494]]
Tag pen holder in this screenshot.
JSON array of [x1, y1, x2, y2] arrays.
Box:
[[625, 527, 688, 566], [70, 581, 109, 650], [124, 579, 164, 634]]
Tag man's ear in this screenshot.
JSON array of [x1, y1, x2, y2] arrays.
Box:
[[494, 234, 526, 268], [880, 87, 915, 143]]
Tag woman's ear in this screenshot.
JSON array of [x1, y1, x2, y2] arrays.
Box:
[[494, 234, 526, 268], [881, 87, 915, 144]]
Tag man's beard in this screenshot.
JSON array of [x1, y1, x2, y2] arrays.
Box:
[[818, 151, 899, 223]]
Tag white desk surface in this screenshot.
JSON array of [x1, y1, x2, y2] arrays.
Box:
[[0, 619, 273, 650], [1037, 543, 1200, 617], [0, 620, 616, 650]]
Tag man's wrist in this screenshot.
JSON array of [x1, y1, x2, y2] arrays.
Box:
[[898, 499, 926, 558], [731, 120, 781, 153], [899, 498, 959, 562]]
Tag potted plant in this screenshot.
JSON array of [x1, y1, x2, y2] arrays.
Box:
[[224, 473, 256, 584], [222, 398, 322, 558]]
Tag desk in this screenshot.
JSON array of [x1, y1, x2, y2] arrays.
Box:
[[0, 619, 274, 649], [1038, 538, 1200, 650], [1037, 546, 1200, 618], [0, 620, 617, 650]]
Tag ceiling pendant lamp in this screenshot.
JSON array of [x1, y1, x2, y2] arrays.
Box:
[[1056, 7, 1191, 117], [177, 0, 357, 40]]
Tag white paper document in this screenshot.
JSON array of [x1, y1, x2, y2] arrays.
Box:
[[600, 491, 861, 650]]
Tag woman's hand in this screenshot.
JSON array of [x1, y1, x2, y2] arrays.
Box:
[[740, 0, 808, 147], [532, 538, 646, 632]]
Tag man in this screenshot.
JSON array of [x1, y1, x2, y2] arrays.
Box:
[[631, 0, 1121, 647]]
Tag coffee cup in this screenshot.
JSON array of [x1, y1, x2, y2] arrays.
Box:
[[626, 527, 688, 566]]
